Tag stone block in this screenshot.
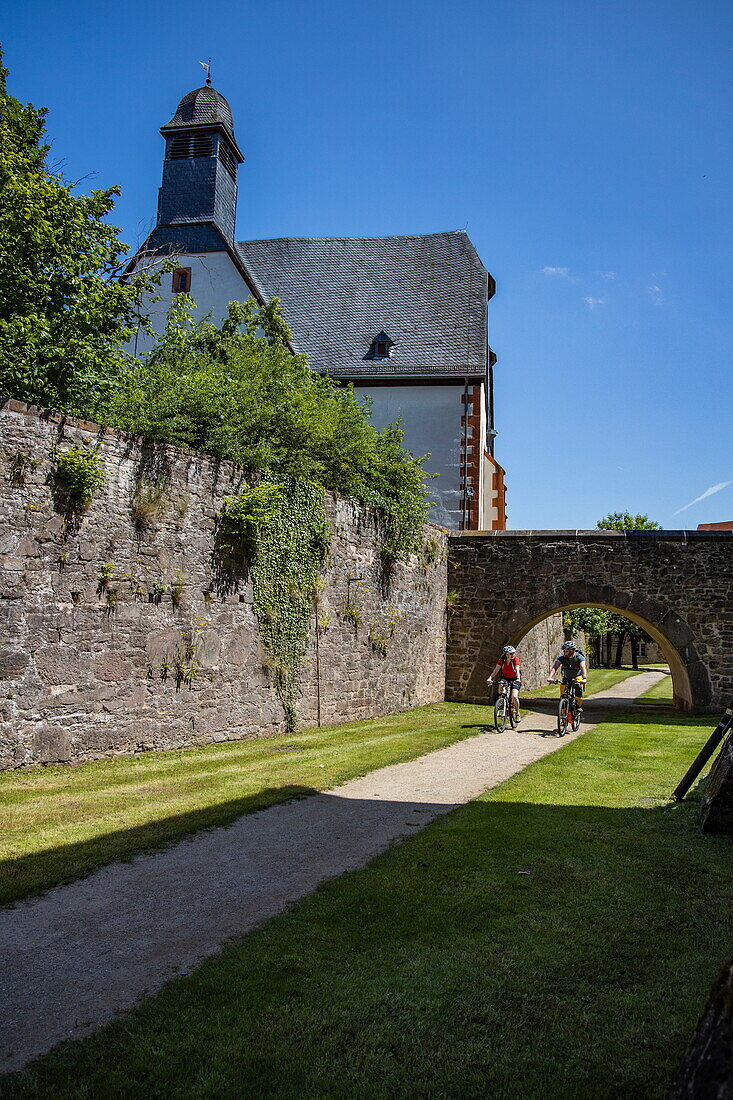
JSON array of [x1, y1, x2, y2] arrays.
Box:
[[31, 722, 71, 764], [0, 649, 29, 679], [34, 644, 81, 686], [93, 651, 133, 683]]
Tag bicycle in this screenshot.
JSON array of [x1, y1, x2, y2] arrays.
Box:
[[493, 678, 521, 732], [556, 676, 584, 736]]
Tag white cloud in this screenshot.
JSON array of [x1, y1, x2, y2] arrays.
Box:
[[600, 271, 616, 280], [583, 296, 606, 309], [673, 481, 732, 516], [542, 266, 571, 278], [648, 283, 664, 306]]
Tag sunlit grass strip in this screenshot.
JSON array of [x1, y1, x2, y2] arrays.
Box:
[[0, 701, 489, 906], [4, 706, 726, 1099], [521, 664, 645, 702]]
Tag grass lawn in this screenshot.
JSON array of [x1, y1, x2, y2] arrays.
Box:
[[522, 664, 647, 703], [0, 701, 493, 907], [4, 701, 729, 1098]]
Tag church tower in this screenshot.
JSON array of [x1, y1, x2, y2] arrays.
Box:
[[156, 82, 243, 244]]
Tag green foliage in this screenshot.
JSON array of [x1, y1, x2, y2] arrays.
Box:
[[596, 512, 662, 530], [0, 52, 160, 414], [98, 561, 116, 587], [218, 482, 284, 557], [247, 479, 330, 732], [343, 602, 362, 630], [564, 607, 611, 638], [54, 446, 105, 507], [106, 296, 430, 564], [151, 582, 168, 603]]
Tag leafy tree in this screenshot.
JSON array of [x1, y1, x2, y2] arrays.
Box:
[[589, 513, 660, 665], [0, 51, 157, 413], [105, 297, 432, 560], [596, 512, 662, 530]]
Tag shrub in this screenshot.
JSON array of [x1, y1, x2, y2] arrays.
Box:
[[54, 446, 105, 507]]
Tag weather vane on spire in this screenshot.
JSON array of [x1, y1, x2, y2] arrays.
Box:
[[199, 58, 212, 86]]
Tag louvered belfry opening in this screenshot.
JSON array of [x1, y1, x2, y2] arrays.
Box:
[[168, 132, 215, 160], [218, 141, 237, 180]]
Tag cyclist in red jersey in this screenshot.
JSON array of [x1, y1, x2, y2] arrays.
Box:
[[487, 645, 522, 721]]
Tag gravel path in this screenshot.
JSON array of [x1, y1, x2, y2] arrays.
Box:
[[0, 671, 664, 1074]]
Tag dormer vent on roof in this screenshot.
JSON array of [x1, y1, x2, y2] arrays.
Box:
[[365, 332, 394, 360]]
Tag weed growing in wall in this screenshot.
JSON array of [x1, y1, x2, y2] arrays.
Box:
[[8, 451, 38, 486], [54, 446, 105, 508], [131, 480, 167, 531]]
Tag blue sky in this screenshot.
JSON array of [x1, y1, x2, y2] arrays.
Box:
[[3, 0, 732, 528]]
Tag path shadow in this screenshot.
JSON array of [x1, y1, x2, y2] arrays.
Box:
[[0, 785, 317, 909]]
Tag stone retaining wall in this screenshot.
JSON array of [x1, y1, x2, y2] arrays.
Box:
[[0, 401, 448, 768]]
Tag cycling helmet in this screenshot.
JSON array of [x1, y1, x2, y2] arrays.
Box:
[[562, 640, 577, 651], [502, 645, 516, 655]]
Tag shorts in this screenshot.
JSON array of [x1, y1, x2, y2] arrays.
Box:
[[500, 677, 522, 691], [562, 678, 584, 697]]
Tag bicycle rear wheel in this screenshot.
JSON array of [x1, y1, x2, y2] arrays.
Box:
[[509, 698, 520, 729], [494, 695, 508, 733], [557, 696, 570, 736], [571, 699, 582, 732]]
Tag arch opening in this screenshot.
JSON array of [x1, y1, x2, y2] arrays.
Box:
[[508, 602, 692, 711]]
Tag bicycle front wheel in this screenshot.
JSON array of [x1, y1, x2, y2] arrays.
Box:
[[558, 696, 570, 736], [494, 696, 508, 733]]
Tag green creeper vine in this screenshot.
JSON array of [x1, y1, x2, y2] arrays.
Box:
[[222, 478, 330, 732]]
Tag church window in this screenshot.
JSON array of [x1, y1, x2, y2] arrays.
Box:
[[172, 267, 191, 293]]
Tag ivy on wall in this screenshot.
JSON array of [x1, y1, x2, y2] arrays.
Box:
[[222, 478, 330, 732]]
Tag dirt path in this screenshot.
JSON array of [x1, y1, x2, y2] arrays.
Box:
[[0, 671, 664, 1074]]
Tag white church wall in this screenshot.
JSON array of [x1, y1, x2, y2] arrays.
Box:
[[131, 250, 250, 357], [353, 384, 467, 530]]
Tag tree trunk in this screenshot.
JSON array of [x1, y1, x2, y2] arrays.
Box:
[[630, 635, 639, 670], [604, 632, 613, 667], [614, 631, 625, 668]]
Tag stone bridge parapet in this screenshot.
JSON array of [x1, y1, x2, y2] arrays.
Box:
[[447, 530, 733, 713]]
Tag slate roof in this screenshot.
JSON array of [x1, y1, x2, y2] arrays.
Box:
[[236, 231, 491, 379], [162, 86, 236, 139]]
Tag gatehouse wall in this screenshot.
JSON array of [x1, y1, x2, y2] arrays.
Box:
[[446, 530, 733, 713], [0, 401, 448, 769]]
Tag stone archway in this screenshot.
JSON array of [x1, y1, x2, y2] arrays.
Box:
[[446, 532, 725, 714], [504, 586, 703, 713]]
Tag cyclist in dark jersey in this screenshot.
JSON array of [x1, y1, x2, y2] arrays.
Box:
[[548, 641, 587, 710]]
